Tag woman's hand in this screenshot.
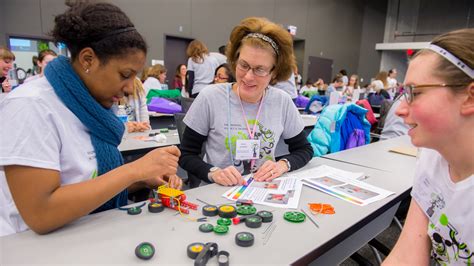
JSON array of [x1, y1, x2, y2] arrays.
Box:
[[127, 121, 151, 132], [210, 166, 246, 186], [129, 146, 180, 182], [253, 160, 289, 182], [2, 78, 12, 92], [144, 174, 183, 190]]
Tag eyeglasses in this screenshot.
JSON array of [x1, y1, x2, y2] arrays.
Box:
[[216, 74, 229, 81], [236, 60, 273, 77], [398, 83, 468, 103]]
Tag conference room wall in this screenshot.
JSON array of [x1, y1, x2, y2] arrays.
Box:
[[1, 0, 385, 82]]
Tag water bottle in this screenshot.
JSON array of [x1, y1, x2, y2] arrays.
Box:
[[117, 105, 128, 138], [116, 105, 128, 123]]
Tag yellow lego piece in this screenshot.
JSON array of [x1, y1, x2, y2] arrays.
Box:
[[157, 185, 184, 198]]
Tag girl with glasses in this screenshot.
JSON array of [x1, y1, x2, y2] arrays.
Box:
[[384, 28, 474, 265], [179, 17, 313, 187]]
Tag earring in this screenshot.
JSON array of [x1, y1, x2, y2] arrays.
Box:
[[85, 69, 90, 74]]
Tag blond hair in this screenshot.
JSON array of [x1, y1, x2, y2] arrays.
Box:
[[146, 64, 167, 80], [226, 17, 296, 85], [119, 78, 145, 105], [0, 47, 15, 61]]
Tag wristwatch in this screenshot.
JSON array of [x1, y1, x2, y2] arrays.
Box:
[[208, 166, 220, 182], [279, 159, 291, 172]]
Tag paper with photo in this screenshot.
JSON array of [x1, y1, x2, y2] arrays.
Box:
[[294, 165, 393, 206], [222, 175, 302, 209], [301, 174, 394, 206]]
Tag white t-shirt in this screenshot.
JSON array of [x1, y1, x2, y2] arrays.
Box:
[[371, 79, 385, 91], [23, 74, 41, 84], [411, 148, 473, 265], [184, 83, 303, 174], [388, 77, 397, 88], [300, 85, 317, 94], [143, 77, 162, 96], [0, 77, 97, 236], [187, 52, 226, 95]]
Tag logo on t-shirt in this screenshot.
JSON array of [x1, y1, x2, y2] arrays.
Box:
[[430, 213, 473, 264]]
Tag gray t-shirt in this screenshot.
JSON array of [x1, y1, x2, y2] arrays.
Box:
[[184, 83, 304, 174], [273, 72, 297, 99], [187, 52, 227, 95]]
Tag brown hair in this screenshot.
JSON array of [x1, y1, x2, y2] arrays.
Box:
[[38, 49, 57, 62], [146, 64, 167, 79], [0, 47, 15, 61], [349, 74, 360, 88], [413, 28, 474, 90], [226, 17, 296, 85], [375, 71, 388, 88], [175, 64, 186, 79], [186, 40, 209, 64]]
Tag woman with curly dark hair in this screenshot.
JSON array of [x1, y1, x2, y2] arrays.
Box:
[[0, 2, 182, 236]]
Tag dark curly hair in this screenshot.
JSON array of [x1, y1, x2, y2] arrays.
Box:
[[51, 2, 147, 64]]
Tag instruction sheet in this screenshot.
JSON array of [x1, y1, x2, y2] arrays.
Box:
[[295, 165, 394, 206], [222, 175, 302, 209]]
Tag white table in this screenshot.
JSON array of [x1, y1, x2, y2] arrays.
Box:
[[118, 129, 180, 156], [301, 114, 318, 128], [0, 157, 413, 265], [322, 135, 417, 176]]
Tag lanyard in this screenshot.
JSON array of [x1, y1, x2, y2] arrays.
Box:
[[236, 85, 266, 171]]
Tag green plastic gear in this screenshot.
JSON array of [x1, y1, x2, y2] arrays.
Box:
[[217, 218, 232, 226], [283, 211, 306, 223], [213, 224, 229, 234], [237, 205, 257, 215]]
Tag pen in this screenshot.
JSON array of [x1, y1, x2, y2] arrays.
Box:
[[301, 208, 319, 228]]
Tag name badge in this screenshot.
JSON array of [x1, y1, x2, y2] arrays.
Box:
[[235, 139, 260, 160]]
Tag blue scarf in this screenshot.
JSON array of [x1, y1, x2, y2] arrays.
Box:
[[45, 56, 128, 212]]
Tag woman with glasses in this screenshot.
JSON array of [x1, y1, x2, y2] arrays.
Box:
[[214, 63, 235, 84], [179, 17, 313, 186], [383, 28, 473, 265]]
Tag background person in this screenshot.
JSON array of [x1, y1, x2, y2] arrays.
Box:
[[186, 39, 226, 98], [0, 47, 15, 94], [213, 63, 234, 84], [23, 49, 58, 83], [173, 64, 188, 97], [142, 63, 167, 95]]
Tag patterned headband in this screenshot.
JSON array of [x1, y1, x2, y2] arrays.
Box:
[[244, 32, 280, 55], [428, 44, 473, 79]]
